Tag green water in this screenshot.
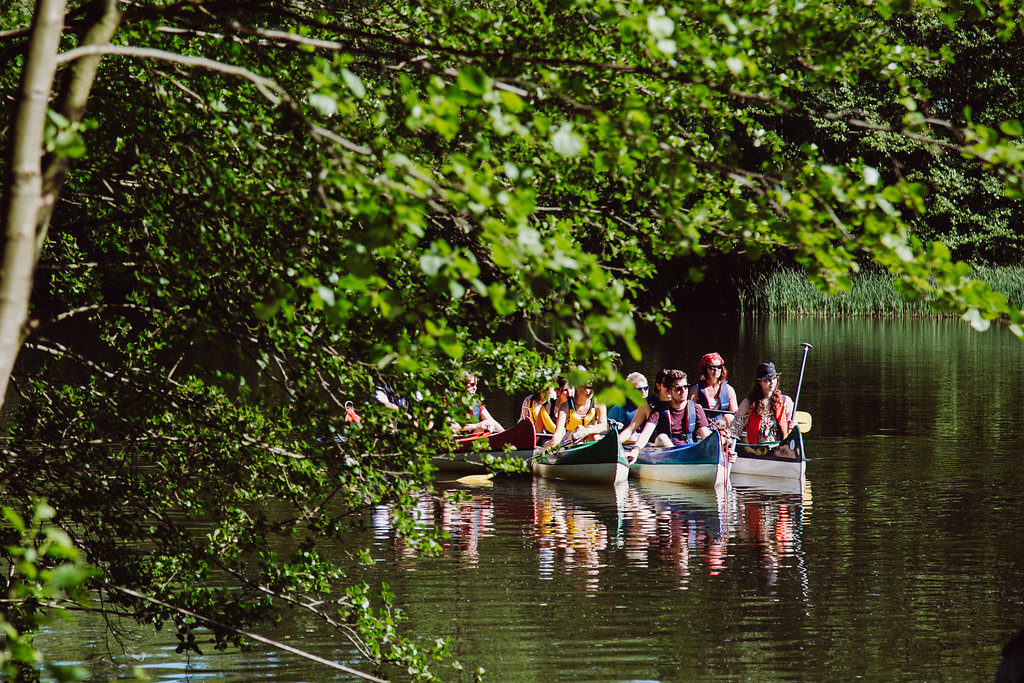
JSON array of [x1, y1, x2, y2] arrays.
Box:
[[36, 315, 1024, 680]]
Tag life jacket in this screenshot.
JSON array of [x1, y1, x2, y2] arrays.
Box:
[[607, 398, 638, 426], [656, 400, 698, 444], [746, 397, 791, 444], [696, 380, 731, 414], [565, 397, 597, 431], [524, 396, 558, 433]]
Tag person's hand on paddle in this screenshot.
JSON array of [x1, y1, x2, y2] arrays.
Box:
[[720, 427, 738, 463]]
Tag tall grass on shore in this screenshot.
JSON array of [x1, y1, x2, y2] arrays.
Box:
[[738, 266, 1024, 317]]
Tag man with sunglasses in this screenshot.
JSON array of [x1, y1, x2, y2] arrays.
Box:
[[625, 369, 712, 463]]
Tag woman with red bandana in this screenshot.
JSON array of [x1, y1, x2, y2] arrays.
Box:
[[729, 362, 794, 444], [689, 352, 738, 427]]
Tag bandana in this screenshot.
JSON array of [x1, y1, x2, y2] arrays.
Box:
[[699, 352, 725, 372]]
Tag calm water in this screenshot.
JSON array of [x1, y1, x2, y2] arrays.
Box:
[[37, 316, 1024, 680]]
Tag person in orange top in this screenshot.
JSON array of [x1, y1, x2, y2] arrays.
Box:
[[729, 362, 794, 444]]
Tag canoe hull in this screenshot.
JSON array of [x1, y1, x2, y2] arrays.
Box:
[[731, 426, 805, 479], [531, 461, 629, 485], [436, 420, 537, 473], [531, 429, 627, 485], [629, 431, 727, 487]]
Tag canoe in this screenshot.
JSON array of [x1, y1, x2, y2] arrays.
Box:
[[453, 418, 536, 452], [628, 430, 728, 487], [433, 420, 537, 473], [730, 425, 806, 479], [531, 429, 628, 485]]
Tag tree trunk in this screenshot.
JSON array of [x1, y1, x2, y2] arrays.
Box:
[[0, 0, 67, 412]]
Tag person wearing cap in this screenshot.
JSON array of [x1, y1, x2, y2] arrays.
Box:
[[729, 362, 794, 444], [689, 352, 738, 427]]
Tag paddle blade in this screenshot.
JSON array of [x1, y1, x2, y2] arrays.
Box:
[[455, 474, 494, 486], [795, 410, 812, 434]]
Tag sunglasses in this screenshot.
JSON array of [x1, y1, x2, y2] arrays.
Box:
[[707, 365, 723, 371], [637, 385, 649, 393], [670, 384, 689, 392]]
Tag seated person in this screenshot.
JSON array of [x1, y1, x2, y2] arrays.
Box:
[[626, 370, 711, 462], [454, 373, 503, 434], [689, 352, 738, 426], [619, 368, 670, 444], [728, 362, 793, 444], [607, 372, 648, 427], [544, 384, 608, 448], [520, 386, 554, 432]]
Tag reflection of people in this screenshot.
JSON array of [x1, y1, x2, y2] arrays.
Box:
[[729, 362, 794, 444], [455, 373, 503, 433], [689, 353, 737, 427], [608, 372, 648, 427], [545, 384, 608, 448], [626, 370, 711, 461]]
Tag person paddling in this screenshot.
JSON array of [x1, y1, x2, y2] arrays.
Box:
[[728, 362, 794, 444], [626, 369, 711, 463], [689, 352, 738, 427]]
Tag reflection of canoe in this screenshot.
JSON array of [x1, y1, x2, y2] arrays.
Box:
[[729, 472, 806, 496], [632, 478, 724, 513], [629, 430, 727, 487], [532, 429, 628, 485], [434, 420, 536, 473], [731, 425, 805, 479]]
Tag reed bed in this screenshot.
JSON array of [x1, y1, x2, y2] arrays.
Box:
[[738, 266, 1024, 317]]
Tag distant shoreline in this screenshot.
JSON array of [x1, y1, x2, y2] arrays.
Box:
[[737, 265, 1024, 318]]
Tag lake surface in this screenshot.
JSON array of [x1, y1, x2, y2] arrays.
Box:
[[37, 315, 1024, 680]]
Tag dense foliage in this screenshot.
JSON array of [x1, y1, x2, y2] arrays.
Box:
[[2, 0, 1024, 677]]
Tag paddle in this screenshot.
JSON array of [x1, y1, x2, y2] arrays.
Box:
[[454, 473, 494, 486], [705, 408, 812, 433], [790, 342, 813, 421]]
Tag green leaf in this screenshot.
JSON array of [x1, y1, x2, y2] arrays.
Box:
[[457, 67, 488, 95], [999, 120, 1023, 137], [551, 123, 584, 157], [341, 68, 366, 98]]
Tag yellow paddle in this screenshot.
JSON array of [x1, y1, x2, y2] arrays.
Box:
[[795, 410, 812, 434], [453, 473, 494, 486]]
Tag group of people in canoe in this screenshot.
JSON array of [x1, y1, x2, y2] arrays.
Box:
[[514, 353, 795, 462], [373, 355, 796, 461]]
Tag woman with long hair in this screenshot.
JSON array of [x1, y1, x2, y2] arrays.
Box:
[[729, 362, 794, 444]]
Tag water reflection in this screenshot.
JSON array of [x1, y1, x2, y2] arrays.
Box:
[[371, 476, 812, 595]]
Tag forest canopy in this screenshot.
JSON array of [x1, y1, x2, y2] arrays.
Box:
[[2, 0, 1023, 677]]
